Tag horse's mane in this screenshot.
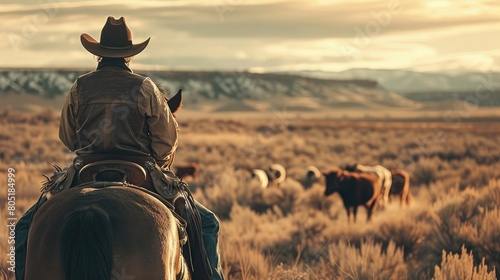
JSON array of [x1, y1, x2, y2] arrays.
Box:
[[60, 206, 113, 280], [155, 83, 171, 98], [154, 82, 183, 115]]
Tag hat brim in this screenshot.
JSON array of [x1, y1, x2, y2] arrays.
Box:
[[80, 33, 150, 58]]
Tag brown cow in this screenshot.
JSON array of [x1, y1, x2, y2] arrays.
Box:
[[174, 162, 199, 180], [344, 163, 392, 207], [390, 169, 412, 207], [324, 168, 381, 222]]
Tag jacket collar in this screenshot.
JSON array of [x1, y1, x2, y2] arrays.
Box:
[[96, 58, 132, 72]]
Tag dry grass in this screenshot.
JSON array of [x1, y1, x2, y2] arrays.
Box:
[[433, 246, 496, 280], [0, 109, 499, 279]]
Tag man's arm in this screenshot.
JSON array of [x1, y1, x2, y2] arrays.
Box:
[[59, 81, 79, 152], [139, 78, 179, 166]]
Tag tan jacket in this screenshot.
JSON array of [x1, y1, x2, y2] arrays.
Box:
[[59, 64, 178, 167]]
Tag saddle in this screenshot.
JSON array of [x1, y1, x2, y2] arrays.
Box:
[[41, 154, 213, 280], [79, 160, 147, 186]]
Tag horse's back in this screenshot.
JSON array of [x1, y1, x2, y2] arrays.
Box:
[[25, 186, 183, 280]]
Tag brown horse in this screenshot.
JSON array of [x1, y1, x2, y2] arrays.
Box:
[[25, 185, 190, 280]]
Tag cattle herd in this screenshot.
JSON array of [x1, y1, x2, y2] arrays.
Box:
[[246, 163, 412, 222], [324, 164, 412, 222], [174, 162, 412, 223]]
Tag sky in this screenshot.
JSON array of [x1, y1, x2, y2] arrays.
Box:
[[1, 0, 500, 73]]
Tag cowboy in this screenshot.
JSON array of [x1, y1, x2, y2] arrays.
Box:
[[15, 16, 224, 280]]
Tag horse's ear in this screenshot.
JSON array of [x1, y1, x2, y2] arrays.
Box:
[[167, 89, 183, 115]]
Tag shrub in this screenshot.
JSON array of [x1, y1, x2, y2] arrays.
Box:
[[221, 241, 270, 280], [415, 187, 500, 279], [411, 158, 439, 186], [460, 208, 500, 278], [326, 239, 407, 280], [433, 246, 496, 280], [295, 184, 333, 212], [268, 263, 310, 280], [375, 218, 430, 259]]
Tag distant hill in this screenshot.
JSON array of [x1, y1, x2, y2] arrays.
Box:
[[0, 68, 421, 112], [286, 68, 500, 93], [285, 69, 500, 107], [2, 68, 500, 112]]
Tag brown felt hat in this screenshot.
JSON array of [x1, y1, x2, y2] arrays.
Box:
[[80, 16, 150, 58]]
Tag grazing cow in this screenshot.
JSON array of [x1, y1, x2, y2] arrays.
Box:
[[302, 165, 322, 189], [345, 164, 392, 207], [266, 164, 286, 188], [174, 162, 199, 180], [251, 169, 269, 189], [390, 169, 412, 207], [324, 168, 381, 222]]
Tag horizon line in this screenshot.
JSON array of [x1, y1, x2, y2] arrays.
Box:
[[0, 66, 498, 75]]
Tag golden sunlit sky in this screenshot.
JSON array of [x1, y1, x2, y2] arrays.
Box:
[[1, 0, 500, 73]]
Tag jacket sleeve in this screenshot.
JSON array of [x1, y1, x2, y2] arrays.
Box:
[[59, 81, 79, 152], [138, 78, 179, 165]]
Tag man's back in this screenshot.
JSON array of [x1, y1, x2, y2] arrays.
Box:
[[59, 62, 178, 166]]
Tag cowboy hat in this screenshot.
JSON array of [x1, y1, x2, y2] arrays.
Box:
[[80, 16, 150, 58]]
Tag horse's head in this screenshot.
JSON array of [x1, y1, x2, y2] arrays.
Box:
[[156, 82, 182, 117], [157, 87, 183, 169], [167, 89, 183, 116]]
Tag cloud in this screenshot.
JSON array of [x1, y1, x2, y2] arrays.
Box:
[[1, 0, 500, 72], [3, 0, 499, 40]]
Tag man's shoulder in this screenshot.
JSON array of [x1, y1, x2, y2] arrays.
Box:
[[76, 70, 95, 80], [77, 68, 150, 83], [127, 71, 149, 80]]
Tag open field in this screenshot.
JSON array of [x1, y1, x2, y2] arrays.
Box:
[[0, 109, 499, 279]]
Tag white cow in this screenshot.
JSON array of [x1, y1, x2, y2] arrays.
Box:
[[251, 169, 269, 189], [266, 164, 287, 188], [302, 165, 322, 189], [348, 164, 393, 206]]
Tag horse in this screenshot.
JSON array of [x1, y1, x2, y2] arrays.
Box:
[[25, 184, 190, 280], [25, 89, 193, 280]]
